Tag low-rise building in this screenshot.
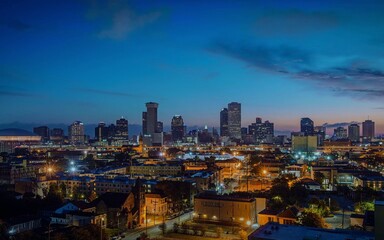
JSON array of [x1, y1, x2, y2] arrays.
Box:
[[258, 207, 300, 226], [145, 193, 168, 216], [193, 192, 266, 226]]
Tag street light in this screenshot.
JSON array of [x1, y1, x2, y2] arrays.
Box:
[[100, 217, 104, 240]]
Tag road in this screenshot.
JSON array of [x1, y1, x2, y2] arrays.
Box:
[[325, 210, 352, 229], [122, 212, 193, 240]]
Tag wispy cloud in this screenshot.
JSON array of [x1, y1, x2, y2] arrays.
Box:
[[86, 0, 162, 40], [322, 121, 360, 128], [255, 10, 339, 36], [208, 41, 384, 100]]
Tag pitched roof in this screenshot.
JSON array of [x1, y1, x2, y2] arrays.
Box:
[[258, 209, 281, 216], [278, 207, 299, 219], [92, 192, 130, 208]]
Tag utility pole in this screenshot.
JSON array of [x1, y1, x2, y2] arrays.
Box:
[[145, 206, 148, 236]]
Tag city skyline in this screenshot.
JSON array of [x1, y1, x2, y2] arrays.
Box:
[[2, 1, 384, 132]]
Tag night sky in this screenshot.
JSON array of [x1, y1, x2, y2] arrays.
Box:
[[1, 0, 384, 133]]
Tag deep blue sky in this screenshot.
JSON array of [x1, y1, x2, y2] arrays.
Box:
[[1, 0, 384, 133]]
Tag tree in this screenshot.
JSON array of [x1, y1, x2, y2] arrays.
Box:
[[289, 182, 309, 205], [298, 209, 327, 228], [314, 172, 325, 187], [354, 201, 374, 214], [270, 177, 290, 203], [308, 198, 330, 217]]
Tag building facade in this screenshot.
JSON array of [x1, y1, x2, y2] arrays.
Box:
[[227, 102, 241, 140]]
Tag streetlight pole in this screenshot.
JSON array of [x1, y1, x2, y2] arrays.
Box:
[[100, 217, 104, 240]]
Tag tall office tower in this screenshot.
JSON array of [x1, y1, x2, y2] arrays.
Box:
[[227, 102, 241, 139], [220, 108, 229, 137], [256, 117, 262, 124], [115, 117, 128, 140], [156, 121, 163, 133], [334, 127, 347, 140], [171, 115, 184, 142], [68, 121, 85, 145], [314, 126, 326, 146], [348, 124, 360, 143], [33, 126, 49, 142], [50, 128, 64, 143], [362, 120, 375, 140], [145, 102, 158, 134], [107, 124, 116, 140], [142, 112, 147, 135], [300, 117, 314, 136], [95, 122, 108, 142]]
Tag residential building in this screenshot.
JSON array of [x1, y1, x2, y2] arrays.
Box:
[[68, 121, 85, 145], [334, 127, 347, 140]]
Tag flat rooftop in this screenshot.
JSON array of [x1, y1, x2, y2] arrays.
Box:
[[248, 222, 374, 240]]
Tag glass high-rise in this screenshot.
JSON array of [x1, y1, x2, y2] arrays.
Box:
[[300, 117, 314, 136], [220, 108, 228, 137], [348, 124, 360, 143], [228, 102, 241, 140], [171, 115, 184, 142]]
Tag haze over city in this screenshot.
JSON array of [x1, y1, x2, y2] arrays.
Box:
[[1, 0, 384, 133]]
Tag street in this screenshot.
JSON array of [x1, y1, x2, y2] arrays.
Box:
[[122, 212, 193, 240]]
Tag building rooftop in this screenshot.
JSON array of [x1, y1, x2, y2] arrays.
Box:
[[248, 222, 374, 240]]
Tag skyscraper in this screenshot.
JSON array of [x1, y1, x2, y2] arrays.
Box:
[[348, 124, 360, 143], [145, 102, 158, 134], [95, 122, 108, 142], [227, 102, 241, 140], [171, 115, 184, 142], [220, 108, 229, 137], [142, 102, 163, 146], [142, 112, 147, 135], [115, 117, 128, 141], [69, 121, 84, 145], [362, 120, 375, 140], [300, 118, 314, 136]]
